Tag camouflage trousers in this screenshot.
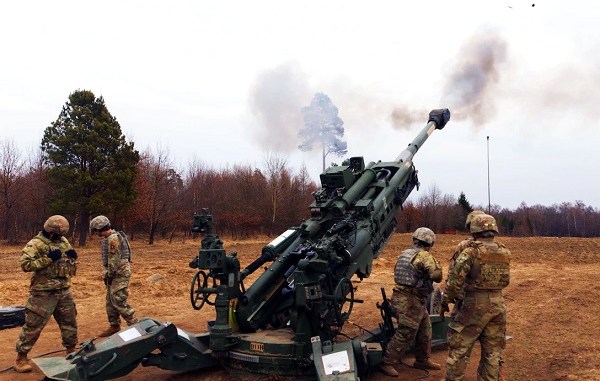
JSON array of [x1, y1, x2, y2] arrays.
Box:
[[445, 291, 506, 381], [16, 288, 77, 354], [383, 289, 432, 364], [106, 276, 137, 326]]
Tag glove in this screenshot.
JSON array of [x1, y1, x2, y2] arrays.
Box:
[[102, 271, 112, 286], [48, 249, 62, 261], [66, 249, 78, 259], [440, 302, 450, 320]]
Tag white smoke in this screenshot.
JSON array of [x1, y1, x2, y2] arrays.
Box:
[[248, 62, 311, 152]]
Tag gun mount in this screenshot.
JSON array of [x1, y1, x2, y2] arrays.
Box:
[[34, 109, 451, 381]]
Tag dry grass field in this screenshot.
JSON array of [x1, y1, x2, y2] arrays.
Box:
[[1, 233, 599, 381]]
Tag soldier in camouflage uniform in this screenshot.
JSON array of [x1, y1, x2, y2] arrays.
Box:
[[379, 227, 443, 377], [90, 215, 138, 337], [446, 210, 485, 318], [440, 214, 511, 381], [14, 215, 78, 373]]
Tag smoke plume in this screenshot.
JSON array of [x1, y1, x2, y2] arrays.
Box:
[[248, 62, 311, 152], [389, 105, 429, 130], [387, 31, 507, 130], [441, 31, 508, 127], [250, 31, 510, 151]]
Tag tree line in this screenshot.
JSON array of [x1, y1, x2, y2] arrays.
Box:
[[0, 137, 318, 245], [1, 90, 599, 245], [396, 187, 600, 238]]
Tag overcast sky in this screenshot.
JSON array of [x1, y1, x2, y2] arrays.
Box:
[[1, 0, 599, 209]]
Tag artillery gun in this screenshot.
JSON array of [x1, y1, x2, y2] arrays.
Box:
[[34, 109, 451, 380]]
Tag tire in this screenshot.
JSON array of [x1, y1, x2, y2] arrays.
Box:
[[0, 306, 25, 329]]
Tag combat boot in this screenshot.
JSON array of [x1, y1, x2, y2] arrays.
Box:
[[98, 325, 120, 337], [14, 352, 32, 373], [65, 346, 76, 355], [379, 362, 399, 377], [414, 358, 442, 370]]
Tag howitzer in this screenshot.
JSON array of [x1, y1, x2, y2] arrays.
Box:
[[34, 109, 451, 381]]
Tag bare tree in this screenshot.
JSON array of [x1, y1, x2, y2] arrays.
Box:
[[130, 147, 183, 244], [263, 151, 288, 234], [418, 183, 442, 230], [0, 139, 25, 242]]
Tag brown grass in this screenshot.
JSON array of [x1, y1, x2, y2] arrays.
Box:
[[1, 234, 600, 380]]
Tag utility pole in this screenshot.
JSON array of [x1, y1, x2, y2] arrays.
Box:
[[487, 136, 491, 213]]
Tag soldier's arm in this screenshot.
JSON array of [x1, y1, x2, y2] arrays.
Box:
[[64, 239, 74, 251], [106, 234, 121, 277], [443, 248, 474, 303], [418, 252, 443, 282], [500, 243, 512, 286], [20, 241, 52, 272]]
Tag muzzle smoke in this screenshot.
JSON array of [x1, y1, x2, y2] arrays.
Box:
[[248, 62, 310, 152]]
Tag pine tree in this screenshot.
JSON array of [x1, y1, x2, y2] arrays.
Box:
[[298, 93, 348, 171], [456, 191, 474, 231], [457, 192, 473, 214], [41, 89, 139, 246]]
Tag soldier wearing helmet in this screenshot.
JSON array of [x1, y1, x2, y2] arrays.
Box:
[[441, 214, 511, 381], [14, 215, 78, 373], [379, 227, 443, 377], [445, 210, 485, 318], [90, 215, 138, 337]]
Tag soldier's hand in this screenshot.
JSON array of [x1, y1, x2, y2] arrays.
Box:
[[66, 249, 78, 259], [48, 249, 62, 261], [440, 302, 450, 320]]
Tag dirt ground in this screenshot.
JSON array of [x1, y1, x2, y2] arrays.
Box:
[[1, 233, 600, 381]]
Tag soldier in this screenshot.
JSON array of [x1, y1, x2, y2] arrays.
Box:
[[380, 227, 443, 377], [15, 215, 78, 373], [446, 210, 485, 317], [440, 214, 511, 381], [90, 215, 138, 337]]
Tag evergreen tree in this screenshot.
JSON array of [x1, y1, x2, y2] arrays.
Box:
[[41, 89, 139, 246], [298, 93, 348, 171], [457, 192, 473, 214], [456, 192, 474, 230]]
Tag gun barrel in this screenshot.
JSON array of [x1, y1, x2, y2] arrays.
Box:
[[395, 108, 450, 163]]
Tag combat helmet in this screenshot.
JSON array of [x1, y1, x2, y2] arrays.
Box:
[[90, 215, 111, 232], [465, 210, 485, 229], [412, 227, 436, 246], [43, 215, 69, 235], [470, 214, 499, 234]]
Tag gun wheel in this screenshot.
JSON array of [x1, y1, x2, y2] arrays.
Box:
[[190, 271, 216, 310], [333, 278, 354, 326]]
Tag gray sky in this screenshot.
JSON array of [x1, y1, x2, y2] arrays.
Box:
[[1, 0, 599, 209]]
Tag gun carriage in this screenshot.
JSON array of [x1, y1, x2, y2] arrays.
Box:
[[35, 109, 451, 381]]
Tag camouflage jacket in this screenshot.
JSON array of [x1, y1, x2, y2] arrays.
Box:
[[20, 232, 76, 291], [102, 230, 132, 280], [445, 237, 476, 298], [443, 237, 511, 304], [394, 248, 442, 301]]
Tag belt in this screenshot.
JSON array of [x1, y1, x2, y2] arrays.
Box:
[[464, 290, 502, 296]]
